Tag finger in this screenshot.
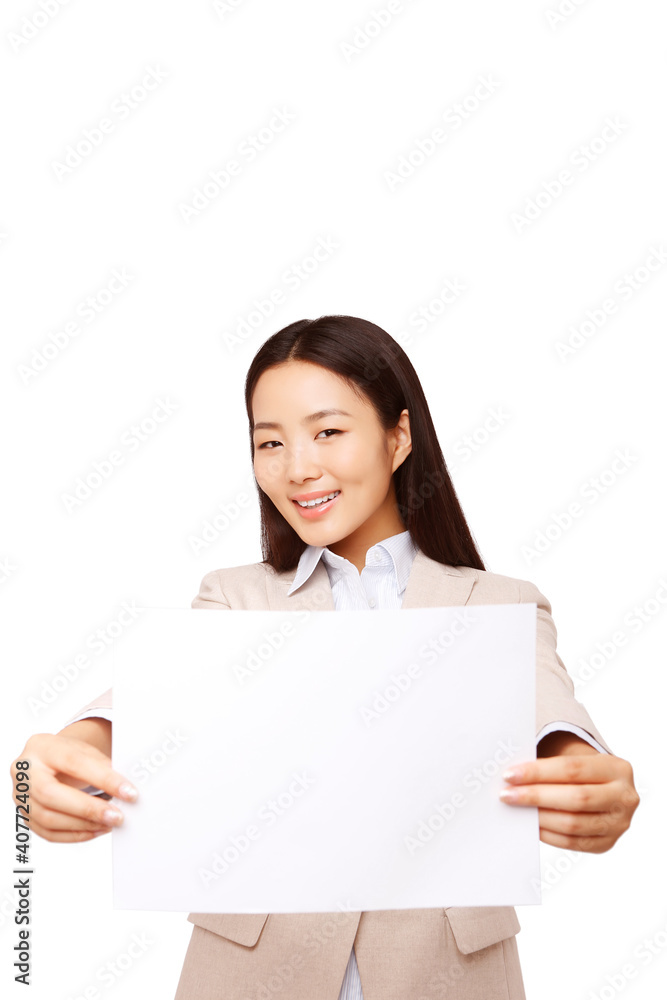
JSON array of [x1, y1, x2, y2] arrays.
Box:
[[499, 780, 621, 812], [28, 799, 119, 834], [22, 735, 138, 802], [29, 819, 110, 844], [502, 753, 630, 786], [536, 807, 615, 838], [33, 770, 127, 829], [539, 827, 615, 853]]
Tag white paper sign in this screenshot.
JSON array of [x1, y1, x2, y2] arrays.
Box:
[[111, 604, 540, 912]]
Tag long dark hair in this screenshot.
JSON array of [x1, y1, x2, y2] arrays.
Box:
[[244, 315, 486, 573]]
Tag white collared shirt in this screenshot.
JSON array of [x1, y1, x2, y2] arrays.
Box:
[[287, 525, 420, 607]]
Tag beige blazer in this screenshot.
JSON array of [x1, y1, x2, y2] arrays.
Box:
[[72, 550, 613, 1000]]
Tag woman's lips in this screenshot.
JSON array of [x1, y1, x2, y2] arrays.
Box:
[[292, 491, 341, 519]]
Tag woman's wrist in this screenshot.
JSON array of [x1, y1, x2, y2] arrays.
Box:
[[537, 730, 599, 758]]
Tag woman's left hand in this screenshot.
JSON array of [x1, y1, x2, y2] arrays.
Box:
[[498, 733, 640, 852]]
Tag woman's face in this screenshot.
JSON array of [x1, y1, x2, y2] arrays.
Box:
[[252, 360, 412, 564]]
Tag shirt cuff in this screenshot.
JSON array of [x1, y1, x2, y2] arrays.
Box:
[[66, 708, 113, 725], [537, 721, 609, 754]]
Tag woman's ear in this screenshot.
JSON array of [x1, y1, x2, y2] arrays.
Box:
[[391, 409, 412, 471]]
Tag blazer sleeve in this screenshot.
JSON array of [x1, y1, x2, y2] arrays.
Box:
[[63, 687, 113, 725], [190, 569, 232, 610], [519, 577, 614, 755]]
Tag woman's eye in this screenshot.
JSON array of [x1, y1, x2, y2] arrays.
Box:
[[257, 429, 340, 450]]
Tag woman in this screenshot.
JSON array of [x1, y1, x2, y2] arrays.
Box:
[[12, 315, 639, 999]]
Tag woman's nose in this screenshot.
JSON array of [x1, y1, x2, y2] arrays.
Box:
[[283, 444, 322, 482]]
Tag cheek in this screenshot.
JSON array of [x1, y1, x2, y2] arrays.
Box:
[[253, 466, 271, 498], [254, 454, 279, 486], [334, 441, 369, 475], [364, 447, 392, 481], [335, 456, 381, 488]]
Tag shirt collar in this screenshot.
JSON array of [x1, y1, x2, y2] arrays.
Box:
[[287, 529, 419, 597]]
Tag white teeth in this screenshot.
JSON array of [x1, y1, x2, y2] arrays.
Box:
[[296, 490, 340, 508]]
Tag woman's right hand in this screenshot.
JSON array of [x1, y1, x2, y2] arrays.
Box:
[[9, 730, 138, 843]]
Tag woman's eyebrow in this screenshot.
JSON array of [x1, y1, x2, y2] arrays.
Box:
[[253, 408, 353, 432]]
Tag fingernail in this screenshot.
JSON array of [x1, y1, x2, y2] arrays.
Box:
[[119, 783, 138, 801], [103, 808, 123, 825], [503, 767, 522, 781], [499, 788, 519, 802]]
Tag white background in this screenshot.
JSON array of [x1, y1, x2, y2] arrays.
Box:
[[1, 1, 665, 998]]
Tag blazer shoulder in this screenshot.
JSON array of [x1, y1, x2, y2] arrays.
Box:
[[465, 566, 550, 607], [204, 560, 275, 585], [417, 556, 546, 605], [191, 560, 275, 609]]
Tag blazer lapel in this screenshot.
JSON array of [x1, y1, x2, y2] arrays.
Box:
[[268, 548, 476, 610], [401, 549, 475, 609]]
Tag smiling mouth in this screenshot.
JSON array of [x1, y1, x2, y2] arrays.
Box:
[[292, 490, 341, 508]]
